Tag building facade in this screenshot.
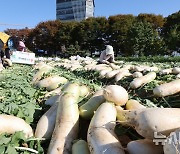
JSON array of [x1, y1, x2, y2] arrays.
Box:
[[56, 0, 95, 22]]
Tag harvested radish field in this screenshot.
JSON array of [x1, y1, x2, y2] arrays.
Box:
[[0, 58, 180, 154]]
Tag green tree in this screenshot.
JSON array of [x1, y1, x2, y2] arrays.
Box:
[[125, 21, 166, 56], [137, 13, 165, 29], [108, 14, 135, 55], [162, 11, 180, 52], [72, 17, 109, 56], [56, 21, 78, 49], [28, 20, 61, 55]]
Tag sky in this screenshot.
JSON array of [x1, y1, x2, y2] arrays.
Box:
[[0, 0, 179, 32]]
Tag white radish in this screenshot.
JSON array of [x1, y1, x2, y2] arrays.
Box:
[[172, 67, 180, 74], [79, 85, 90, 98], [125, 99, 146, 110], [44, 87, 62, 98], [35, 102, 58, 139], [133, 66, 147, 72], [36, 83, 80, 140], [132, 72, 143, 78], [87, 103, 125, 154], [116, 106, 145, 122], [103, 85, 128, 106], [72, 140, 90, 154], [99, 68, 112, 78], [47, 93, 79, 154], [118, 108, 180, 139], [115, 70, 131, 82], [105, 69, 121, 79], [79, 89, 106, 119], [127, 139, 163, 154], [45, 95, 60, 106], [159, 68, 173, 75], [34, 62, 46, 69], [130, 72, 156, 89], [61, 82, 80, 101], [36, 75, 68, 90], [109, 63, 120, 70], [31, 65, 53, 85], [0, 114, 33, 138], [153, 79, 180, 97]]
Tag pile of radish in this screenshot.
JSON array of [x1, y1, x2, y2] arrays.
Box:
[[0, 59, 179, 154], [30, 62, 179, 153]]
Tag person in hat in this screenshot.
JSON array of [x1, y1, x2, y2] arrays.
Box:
[[98, 45, 115, 64], [17, 40, 26, 52]]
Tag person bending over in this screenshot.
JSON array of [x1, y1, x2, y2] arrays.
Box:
[[98, 45, 115, 64]]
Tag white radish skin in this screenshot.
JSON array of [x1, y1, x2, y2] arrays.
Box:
[[44, 87, 62, 98], [48, 93, 79, 154], [36, 75, 68, 90], [159, 68, 173, 75], [177, 73, 180, 79], [119, 108, 180, 139], [46, 82, 63, 91], [105, 69, 121, 79], [79, 89, 106, 119], [62, 82, 80, 101], [109, 63, 120, 70], [35, 102, 58, 139], [172, 67, 180, 74], [99, 68, 112, 78], [95, 66, 109, 72], [72, 140, 90, 154], [143, 66, 159, 73], [122, 65, 134, 70], [125, 99, 146, 110], [87, 103, 125, 154], [133, 66, 148, 72], [103, 85, 128, 106], [130, 72, 156, 89], [34, 62, 47, 70], [115, 71, 131, 82], [147, 66, 159, 72], [70, 65, 83, 71], [153, 79, 180, 97], [127, 139, 163, 154], [91, 64, 108, 71], [116, 107, 145, 122], [79, 85, 90, 98], [45, 95, 60, 106], [0, 114, 33, 138], [84, 64, 96, 71], [36, 83, 80, 140], [132, 72, 143, 78], [163, 128, 180, 154], [31, 65, 53, 85]]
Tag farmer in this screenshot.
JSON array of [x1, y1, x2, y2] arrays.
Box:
[[98, 45, 115, 64], [17, 40, 26, 52]]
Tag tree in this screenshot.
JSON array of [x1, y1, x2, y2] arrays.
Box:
[[27, 20, 61, 55], [162, 11, 180, 52], [55, 21, 78, 50], [125, 21, 166, 56], [72, 17, 109, 56], [137, 13, 165, 29], [108, 14, 135, 55]]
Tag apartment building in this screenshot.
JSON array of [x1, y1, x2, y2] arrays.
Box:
[[56, 0, 95, 21]]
